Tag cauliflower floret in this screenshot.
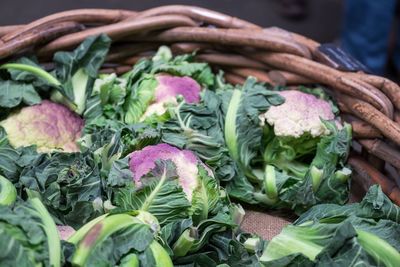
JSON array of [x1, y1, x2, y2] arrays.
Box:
[[260, 90, 335, 138]]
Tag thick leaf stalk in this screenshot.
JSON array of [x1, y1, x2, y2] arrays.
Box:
[[30, 197, 61, 267], [0, 174, 17, 206], [71, 214, 142, 266]]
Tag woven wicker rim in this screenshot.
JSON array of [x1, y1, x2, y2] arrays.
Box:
[[0, 5, 399, 205]]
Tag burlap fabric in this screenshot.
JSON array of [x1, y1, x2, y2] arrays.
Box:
[[241, 209, 291, 240]]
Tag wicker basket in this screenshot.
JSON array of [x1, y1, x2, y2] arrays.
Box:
[[1, 5, 399, 239]]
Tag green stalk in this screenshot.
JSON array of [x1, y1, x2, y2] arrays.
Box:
[[150, 241, 174, 267], [191, 176, 210, 225], [224, 89, 264, 182], [264, 165, 278, 200], [50, 91, 77, 112], [29, 198, 61, 267], [253, 192, 277, 206], [135, 210, 160, 233], [0, 175, 17, 206], [71, 214, 141, 266], [67, 214, 108, 244], [260, 225, 324, 262], [141, 169, 167, 211], [172, 229, 195, 257], [344, 123, 352, 138], [334, 167, 352, 183], [224, 89, 242, 162], [0, 63, 61, 86], [356, 229, 400, 267], [119, 254, 139, 267], [71, 68, 89, 115], [244, 237, 261, 253], [310, 166, 323, 192], [230, 204, 245, 227]]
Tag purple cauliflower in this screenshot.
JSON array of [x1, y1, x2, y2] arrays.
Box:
[[140, 74, 201, 120], [125, 73, 202, 123], [155, 74, 201, 104], [1, 100, 84, 152], [128, 143, 220, 223], [129, 143, 210, 201]]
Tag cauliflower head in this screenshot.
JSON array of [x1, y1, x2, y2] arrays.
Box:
[[260, 90, 335, 138], [1, 100, 84, 153], [129, 143, 212, 201], [140, 74, 201, 121], [128, 143, 220, 223]]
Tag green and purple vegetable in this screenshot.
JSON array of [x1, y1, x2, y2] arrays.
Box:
[[0, 34, 397, 267], [1, 100, 84, 152]]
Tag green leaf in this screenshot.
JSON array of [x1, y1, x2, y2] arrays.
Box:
[[0, 128, 39, 182], [0, 174, 17, 205], [85, 223, 155, 267], [162, 90, 236, 183], [124, 76, 158, 124], [114, 161, 191, 225], [0, 80, 41, 108], [84, 73, 127, 123], [276, 122, 352, 212], [150, 46, 215, 87], [19, 152, 103, 228], [52, 34, 111, 114], [263, 186, 400, 266], [0, 199, 62, 266], [190, 165, 221, 224], [222, 78, 284, 177]]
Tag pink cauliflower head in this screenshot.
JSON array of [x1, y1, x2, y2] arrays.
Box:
[[129, 143, 211, 201], [154, 74, 201, 104], [260, 90, 336, 138], [57, 225, 76, 241], [1, 100, 84, 153], [140, 75, 201, 120]]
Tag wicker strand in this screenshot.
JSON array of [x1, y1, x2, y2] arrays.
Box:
[[349, 156, 400, 205], [37, 15, 198, 56], [133, 5, 259, 29], [1, 9, 135, 43], [0, 22, 84, 59], [252, 52, 394, 118], [132, 27, 312, 58]]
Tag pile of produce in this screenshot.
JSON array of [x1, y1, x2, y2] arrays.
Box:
[[0, 34, 398, 266]]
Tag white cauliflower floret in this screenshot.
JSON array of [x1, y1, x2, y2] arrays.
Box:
[[260, 90, 335, 138]]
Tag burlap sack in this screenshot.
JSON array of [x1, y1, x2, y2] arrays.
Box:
[[241, 209, 291, 240]]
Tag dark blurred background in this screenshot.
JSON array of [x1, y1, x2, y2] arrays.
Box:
[[0, 0, 343, 43]]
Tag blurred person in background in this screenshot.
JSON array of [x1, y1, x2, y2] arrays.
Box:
[[342, 0, 400, 76]]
